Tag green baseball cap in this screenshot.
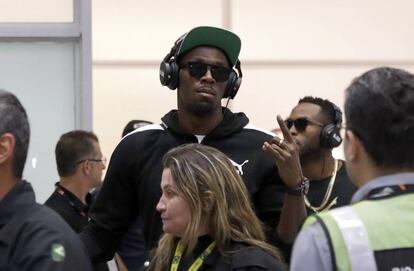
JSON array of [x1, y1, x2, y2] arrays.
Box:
[[176, 26, 241, 67]]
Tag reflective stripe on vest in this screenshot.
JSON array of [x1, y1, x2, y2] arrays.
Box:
[[329, 207, 377, 271]]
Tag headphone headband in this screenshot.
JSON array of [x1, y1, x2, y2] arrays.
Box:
[[331, 103, 343, 127]]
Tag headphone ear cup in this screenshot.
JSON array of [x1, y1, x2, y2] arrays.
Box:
[[159, 61, 180, 90], [223, 71, 241, 99], [168, 62, 180, 90], [159, 61, 171, 87], [320, 124, 342, 149]]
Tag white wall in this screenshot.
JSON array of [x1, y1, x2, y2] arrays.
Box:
[[0, 0, 73, 22], [91, 0, 414, 161], [0, 0, 91, 202], [2, 1, 413, 199]]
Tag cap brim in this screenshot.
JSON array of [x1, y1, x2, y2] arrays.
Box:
[[177, 26, 241, 67]]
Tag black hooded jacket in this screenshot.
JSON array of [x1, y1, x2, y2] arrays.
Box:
[[81, 109, 284, 263]]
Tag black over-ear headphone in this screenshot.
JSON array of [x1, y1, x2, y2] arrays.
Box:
[[159, 37, 242, 99], [224, 60, 242, 99], [159, 36, 182, 91], [320, 103, 343, 149]]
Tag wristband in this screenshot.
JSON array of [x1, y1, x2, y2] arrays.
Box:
[[286, 177, 309, 196]]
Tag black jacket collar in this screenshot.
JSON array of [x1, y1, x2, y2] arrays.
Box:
[[161, 108, 249, 141], [0, 180, 35, 227]]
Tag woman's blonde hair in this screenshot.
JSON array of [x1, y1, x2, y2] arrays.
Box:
[[149, 144, 282, 271]]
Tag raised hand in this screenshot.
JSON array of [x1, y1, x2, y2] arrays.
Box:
[[262, 115, 303, 189]]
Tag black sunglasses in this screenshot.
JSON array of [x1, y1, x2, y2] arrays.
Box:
[[285, 118, 324, 132], [180, 62, 232, 82]]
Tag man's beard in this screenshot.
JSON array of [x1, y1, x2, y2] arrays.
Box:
[[300, 143, 324, 163], [185, 100, 219, 116]]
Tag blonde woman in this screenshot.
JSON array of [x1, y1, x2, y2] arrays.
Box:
[[148, 144, 285, 271]]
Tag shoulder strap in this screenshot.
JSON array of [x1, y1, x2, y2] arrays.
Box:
[[329, 207, 377, 270], [313, 215, 337, 271]]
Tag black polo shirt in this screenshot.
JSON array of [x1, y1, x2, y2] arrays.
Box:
[[0, 180, 92, 270], [45, 183, 109, 271], [45, 183, 92, 233]]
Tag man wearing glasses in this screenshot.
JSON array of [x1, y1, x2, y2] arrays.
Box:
[[284, 96, 356, 215], [81, 26, 287, 267], [263, 96, 356, 259], [45, 130, 107, 271], [291, 67, 414, 270]]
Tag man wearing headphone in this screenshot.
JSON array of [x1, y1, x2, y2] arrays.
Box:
[[286, 97, 356, 213], [291, 68, 414, 270], [263, 96, 356, 259], [81, 26, 287, 267]]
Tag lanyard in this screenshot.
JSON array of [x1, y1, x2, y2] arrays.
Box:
[[170, 239, 216, 271], [56, 187, 87, 217], [366, 183, 414, 200]]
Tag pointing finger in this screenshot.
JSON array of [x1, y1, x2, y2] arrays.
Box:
[[277, 115, 294, 143]]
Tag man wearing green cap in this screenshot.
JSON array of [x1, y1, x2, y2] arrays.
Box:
[[81, 26, 286, 268]]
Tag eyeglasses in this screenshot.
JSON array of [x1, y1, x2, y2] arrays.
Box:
[[180, 62, 232, 82], [285, 118, 324, 132], [76, 157, 107, 167]]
